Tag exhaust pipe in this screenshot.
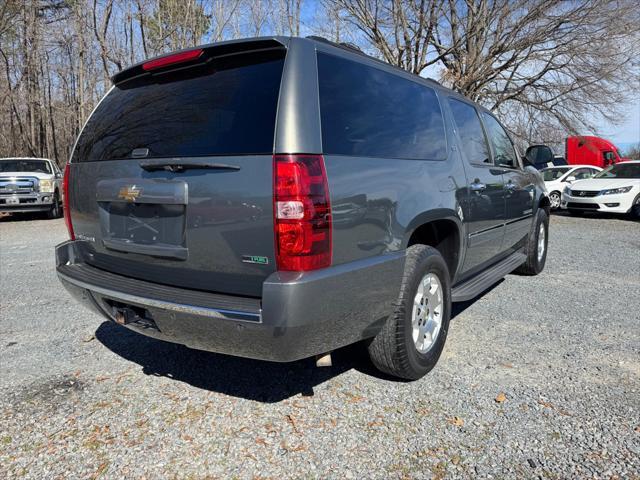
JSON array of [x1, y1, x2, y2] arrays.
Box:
[[315, 352, 332, 367]]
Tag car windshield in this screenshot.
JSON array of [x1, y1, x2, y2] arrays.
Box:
[[594, 163, 640, 179], [541, 167, 571, 181], [0, 159, 52, 174]]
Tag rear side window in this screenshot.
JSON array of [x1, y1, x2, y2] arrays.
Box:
[[448, 98, 491, 165], [72, 50, 285, 162], [317, 53, 446, 160]]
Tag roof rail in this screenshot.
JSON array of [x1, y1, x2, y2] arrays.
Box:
[[307, 36, 364, 55], [306, 35, 440, 86]]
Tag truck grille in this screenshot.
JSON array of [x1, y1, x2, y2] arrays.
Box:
[[0, 177, 37, 195], [571, 190, 599, 198]]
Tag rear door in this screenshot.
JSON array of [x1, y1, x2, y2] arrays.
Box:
[[447, 98, 506, 274], [69, 44, 286, 297]]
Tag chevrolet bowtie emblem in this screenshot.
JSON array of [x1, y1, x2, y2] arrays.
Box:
[[118, 185, 142, 202]]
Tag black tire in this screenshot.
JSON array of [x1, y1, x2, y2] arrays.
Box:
[[549, 191, 561, 211], [368, 245, 452, 380], [47, 192, 62, 219], [630, 194, 640, 219], [515, 208, 548, 275]]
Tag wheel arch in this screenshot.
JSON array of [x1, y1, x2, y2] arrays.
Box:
[[403, 209, 463, 281], [539, 193, 551, 215]]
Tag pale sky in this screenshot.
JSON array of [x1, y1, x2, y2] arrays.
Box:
[[595, 96, 640, 149]]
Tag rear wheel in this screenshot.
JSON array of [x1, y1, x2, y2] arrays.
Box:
[[515, 208, 548, 275], [549, 191, 561, 210], [46, 192, 62, 219], [368, 245, 451, 380]]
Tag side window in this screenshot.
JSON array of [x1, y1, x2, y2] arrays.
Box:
[[573, 168, 593, 180], [448, 98, 491, 165], [317, 52, 447, 160], [603, 151, 615, 165], [482, 113, 518, 168]]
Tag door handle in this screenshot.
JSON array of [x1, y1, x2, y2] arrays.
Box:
[[470, 182, 486, 192]]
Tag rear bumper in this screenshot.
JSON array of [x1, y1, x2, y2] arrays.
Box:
[[55, 240, 404, 362]]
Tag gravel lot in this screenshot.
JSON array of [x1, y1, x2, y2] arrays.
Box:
[[1, 212, 639, 479]]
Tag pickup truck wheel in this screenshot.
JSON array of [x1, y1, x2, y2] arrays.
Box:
[[515, 208, 548, 275], [368, 245, 451, 380], [46, 192, 62, 219]]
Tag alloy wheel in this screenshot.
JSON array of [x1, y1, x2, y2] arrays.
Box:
[[411, 273, 444, 354]]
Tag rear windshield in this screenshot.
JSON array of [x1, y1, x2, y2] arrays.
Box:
[[72, 50, 285, 162], [0, 159, 52, 174], [317, 52, 446, 160]]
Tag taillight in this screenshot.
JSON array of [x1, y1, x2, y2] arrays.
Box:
[[63, 163, 75, 240], [273, 154, 332, 271], [142, 49, 204, 71]]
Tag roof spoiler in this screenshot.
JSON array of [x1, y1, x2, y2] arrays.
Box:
[[111, 37, 288, 86]]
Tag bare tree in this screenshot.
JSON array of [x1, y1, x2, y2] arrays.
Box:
[[330, 0, 461, 72], [1, 0, 637, 165], [274, 0, 302, 35], [624, 143, 640, 160], [146, 0, 209, 53], [331, 0, 640, 145]]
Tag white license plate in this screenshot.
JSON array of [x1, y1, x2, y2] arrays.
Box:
[[6, 197, 19, 205]]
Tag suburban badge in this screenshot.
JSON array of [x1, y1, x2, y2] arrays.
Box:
[[242, 255, 269, 265]]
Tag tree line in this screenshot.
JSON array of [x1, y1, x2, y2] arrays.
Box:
[[1, 0, 638, 166]]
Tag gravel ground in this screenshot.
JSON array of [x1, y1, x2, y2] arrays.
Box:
[[1, 211, 639, 479]]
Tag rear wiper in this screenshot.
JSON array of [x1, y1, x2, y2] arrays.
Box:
[[139, 161, 241, 173]]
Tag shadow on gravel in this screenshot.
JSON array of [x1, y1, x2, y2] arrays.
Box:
[[95, 321, 380, 402], [94, 280, 498, 401], [0, 212, 50, 222], [552, 209, 639, 222]]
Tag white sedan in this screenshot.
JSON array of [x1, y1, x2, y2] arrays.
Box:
[[561, 161, 640, 217], [540, 165, 602, 210]]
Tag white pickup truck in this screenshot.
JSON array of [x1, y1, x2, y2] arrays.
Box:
[[0, 157, 63, 218]]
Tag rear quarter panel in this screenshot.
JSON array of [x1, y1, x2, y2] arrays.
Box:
[[325, 153, 466, 274]]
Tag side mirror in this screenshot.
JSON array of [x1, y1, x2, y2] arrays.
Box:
[[565, 175, 576, 183], [525, 145, 554, 169]]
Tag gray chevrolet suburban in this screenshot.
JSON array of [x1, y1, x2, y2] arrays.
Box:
[[56, 36, 549, 380]]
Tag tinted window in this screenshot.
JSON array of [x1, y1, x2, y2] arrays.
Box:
[[594, 163, 640, 179], [572, 168, 595, 180], [448, 99, 491, 164], [482, 113, 518, 168], [73, 50, 285, 162], [541, 167, 571, 181], [317, 53, 446, 160]]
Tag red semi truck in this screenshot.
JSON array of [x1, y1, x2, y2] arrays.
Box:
[[565, 135, 627, 168]]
